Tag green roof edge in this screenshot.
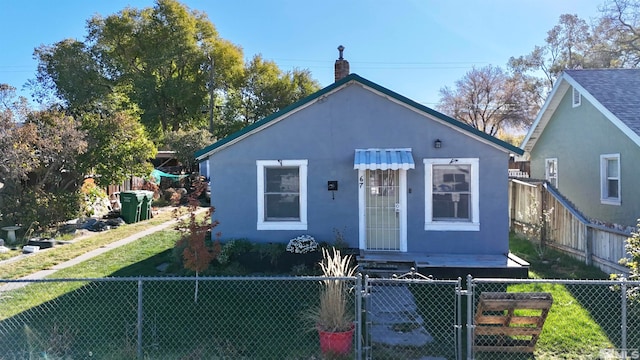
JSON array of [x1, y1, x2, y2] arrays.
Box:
[[195, 73, 524, 158]]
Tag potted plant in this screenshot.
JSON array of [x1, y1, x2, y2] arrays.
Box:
[[310, 247, 358, 356]]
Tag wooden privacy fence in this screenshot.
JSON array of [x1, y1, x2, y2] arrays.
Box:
[[509, 179, 630, 275]]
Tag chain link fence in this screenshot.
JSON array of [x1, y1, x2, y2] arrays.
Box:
[[1, 276, 640, 359]]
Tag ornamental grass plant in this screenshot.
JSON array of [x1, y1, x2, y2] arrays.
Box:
[[312, 247, 358, 332]]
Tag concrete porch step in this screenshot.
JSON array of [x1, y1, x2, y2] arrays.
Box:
[[357, 259, 415, 278]]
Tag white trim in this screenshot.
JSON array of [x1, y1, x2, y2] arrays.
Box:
[[256, 160, 308, 230], [424, 158, 480, 231], [399, 170, 408, 252], [545, 158, 558, 188], [521, 79, 570, 155], [358, 170, 366, 250], [357, 169, 408, 251], [600, 154, 621, 206], [572, 87, 581, 107]]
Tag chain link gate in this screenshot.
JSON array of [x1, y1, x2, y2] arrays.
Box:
[[362, 270, 463, 360]]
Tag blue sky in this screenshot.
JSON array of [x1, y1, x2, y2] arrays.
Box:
[[1, 0, 602, 107]]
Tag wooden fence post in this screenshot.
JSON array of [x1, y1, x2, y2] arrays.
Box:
[[585, 226, 593, 266]]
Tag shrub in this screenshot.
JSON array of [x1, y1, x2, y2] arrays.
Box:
[[2, 189, 82, 232], [617, 219, 640, 302], [80, 178, 109, 216]]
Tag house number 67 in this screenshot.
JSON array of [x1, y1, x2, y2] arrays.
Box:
[[359, 176, 364, 188]]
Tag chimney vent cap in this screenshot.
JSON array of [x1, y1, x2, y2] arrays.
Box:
[[338, 45, 345, 60]]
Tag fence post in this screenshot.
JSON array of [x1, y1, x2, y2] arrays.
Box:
[[137, 279, 144, 359], [355, 274, 362, 360], [540, 184, 547, 247], [466, 275, 474, 360], [621, 278, 627, 354], [585, 226, 593, 266], [456, 277, 463, 360]]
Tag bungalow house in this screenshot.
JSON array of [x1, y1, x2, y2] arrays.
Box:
[[196, 49, 527, 277], [521, 69, 640, 229]]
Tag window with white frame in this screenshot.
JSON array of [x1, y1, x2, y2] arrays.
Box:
[[600, 154, 620, 205], [257, 160, 307, 230], [572, 87, 581, 107], [545, 158, 558, 188], [424, 158, 479, 231]]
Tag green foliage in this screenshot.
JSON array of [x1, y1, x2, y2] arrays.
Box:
[[165, 129, 214, 172], [0, 85, 37, 184], [253, 242, 287, 265], [26, 109, 88, 191], [79, 178, 108, 217], [617, 220, 640, 300], [216, 239, 252, 265], [3, 188, 82, 233], [510, 2, 640, 96], [80, 107, 157, 187], [217, 55, 320, 139]]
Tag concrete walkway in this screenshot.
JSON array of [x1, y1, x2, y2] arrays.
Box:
[[0, 208, 207, 292]]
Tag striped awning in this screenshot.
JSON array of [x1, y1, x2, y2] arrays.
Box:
[[354, 148, 415, 171]]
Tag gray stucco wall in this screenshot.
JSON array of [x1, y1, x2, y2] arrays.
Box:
[[207, 83, 511, 255], [530, 88, 640, 227]]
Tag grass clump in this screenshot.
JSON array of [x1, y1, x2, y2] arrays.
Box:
[[310, 247, 357, 333]]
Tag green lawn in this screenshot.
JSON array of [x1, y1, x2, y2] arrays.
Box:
[[0, 209, 176, 279], [0, 228, 330, 359], [0, 230, 636, 359], [496, 235, 623, 359]]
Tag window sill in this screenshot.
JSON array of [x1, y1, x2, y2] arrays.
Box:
[[600, 199, 621, 206], [257, 222, 308, 231], [425, 222, 480, 231]]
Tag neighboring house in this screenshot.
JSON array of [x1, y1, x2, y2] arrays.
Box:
[[522, 69, 640, 228], [196, 56, 525, 276]]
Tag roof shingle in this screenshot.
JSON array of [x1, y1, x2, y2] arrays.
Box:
[[565, 69, 640, 136]]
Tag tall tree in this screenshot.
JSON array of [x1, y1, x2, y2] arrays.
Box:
[[217, 55, 320, 138], [509, 5, 640, 95], [32, 39, 112, 110], [0, 84, 38, 184], [27, 110, 88, 192], [33, 0, 244, 138], [601, 0, 640, 67], [508, 14, 591, 89], [78, 93, 157, 187], [437, 65, 538, 136]]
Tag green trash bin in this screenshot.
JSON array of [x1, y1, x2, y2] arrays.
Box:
[[139, 190, 155, 221], [120, 191, 145, 224]]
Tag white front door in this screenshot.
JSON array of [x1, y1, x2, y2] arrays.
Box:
[[358, 169, 408, 251]]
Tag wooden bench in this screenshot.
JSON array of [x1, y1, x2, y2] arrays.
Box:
[[473, 292, 553, 353]]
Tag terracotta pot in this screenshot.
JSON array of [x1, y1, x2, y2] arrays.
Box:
[[317, 323, 355, 355]]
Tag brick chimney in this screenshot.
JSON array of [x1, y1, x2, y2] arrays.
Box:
[[334, 45, 350, 82]]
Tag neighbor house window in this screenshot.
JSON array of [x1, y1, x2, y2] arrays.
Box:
[[424, 158, 479, 231], [257, 160, 308, 230], [600, 154, 620, 205], [572, 87, 581, 107], [545, 158, 558, 188]]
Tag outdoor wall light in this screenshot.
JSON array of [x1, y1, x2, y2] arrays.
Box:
[[328, 181, 338, 200], [434, 139, 442, 149]]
